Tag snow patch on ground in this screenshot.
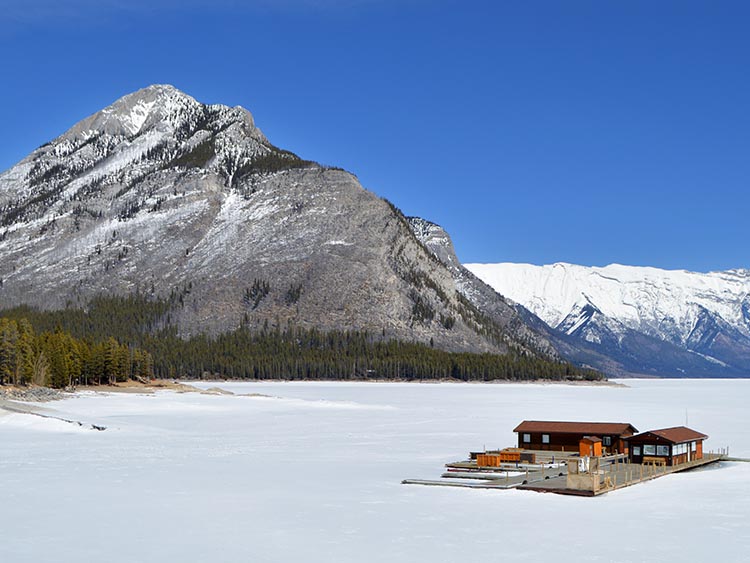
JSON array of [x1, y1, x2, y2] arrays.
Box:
[[0, 412, 91, 434]]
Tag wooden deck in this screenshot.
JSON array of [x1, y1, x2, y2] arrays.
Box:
[[403, 452, 727, 496], [519, 453, 726, 496]]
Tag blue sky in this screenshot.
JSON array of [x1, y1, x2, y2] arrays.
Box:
[[1, 1, 748, 271]]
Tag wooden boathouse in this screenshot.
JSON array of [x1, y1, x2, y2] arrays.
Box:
[[513, 420, 638, 454], [403, 421, 728, 496], [625, 426, 707, 466]]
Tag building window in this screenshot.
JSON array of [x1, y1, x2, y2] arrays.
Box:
[[633, 446, 641, 456], [523, 433, 531, 443], [602, 436, 612, 446], [643, 445, 656, 455], [657, 445, 670, 456], [542, 434, 550, 444], [691, 441, 697, 452]]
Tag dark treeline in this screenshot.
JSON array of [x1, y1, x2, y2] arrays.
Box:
[[144, 327, 601, 382], [0, 296, 603, 384], [0, 317, 153, 388]]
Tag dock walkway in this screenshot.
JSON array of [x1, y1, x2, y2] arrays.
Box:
[[519, 453, 725, 496], [403, 453, 726, 496]]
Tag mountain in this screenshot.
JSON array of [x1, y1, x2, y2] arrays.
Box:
[[465, 262, 750, 377], [0, 84, 562, 361], [407, 218, 559, 358]]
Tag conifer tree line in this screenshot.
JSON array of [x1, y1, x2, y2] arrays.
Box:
[[144, 325, 601, 382], [0, 317, 153, 388], [0, 296, 603, 385]]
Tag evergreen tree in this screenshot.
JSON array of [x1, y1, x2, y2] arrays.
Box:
[[0, 319, 19, 384], [15, 319, 35, 385]]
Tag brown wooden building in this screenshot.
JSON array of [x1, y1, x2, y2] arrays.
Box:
[[624, 426, 707, 466], [513, 421, 638, 454]]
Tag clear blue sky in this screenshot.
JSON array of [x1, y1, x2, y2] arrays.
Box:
[[1, 1, 748, 272]]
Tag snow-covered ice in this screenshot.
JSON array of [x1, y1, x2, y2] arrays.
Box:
[[1, 379, 749, 562]]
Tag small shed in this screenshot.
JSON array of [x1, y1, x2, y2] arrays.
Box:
[[625, 426, 708, 467], [579, 436, 602, 457]]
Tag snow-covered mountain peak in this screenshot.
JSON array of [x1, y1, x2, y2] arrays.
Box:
[[466, 261, 750, 376], [66, 84, 201, 139], [467, 262, 750, 332], [0, 85, 283, 228]]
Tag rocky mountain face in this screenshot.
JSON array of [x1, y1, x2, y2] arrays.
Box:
[[407, 218, 559, 359], [0, 85, 558, 357], [465, 262, 750, 377]]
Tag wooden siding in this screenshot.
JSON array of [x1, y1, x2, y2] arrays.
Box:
[[627, 438, 705, 467], [518, 432, 628, 454]]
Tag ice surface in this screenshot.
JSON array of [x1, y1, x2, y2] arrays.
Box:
[[1, 380, 748, 562]]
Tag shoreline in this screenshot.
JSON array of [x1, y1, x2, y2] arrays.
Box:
[[0, 377, 625, 416], [1, 376, 625, 406], [0, 377, 624, 433], [182, 378, 627, 388]]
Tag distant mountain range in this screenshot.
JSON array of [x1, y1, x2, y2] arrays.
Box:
[[1, 84, 746, 379], [465, 262, 750, 377], [0, 85, 559, 362]]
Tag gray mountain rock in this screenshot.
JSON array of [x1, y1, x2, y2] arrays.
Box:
[[407, 217, 560, 358], [0, 85, 556, 357]]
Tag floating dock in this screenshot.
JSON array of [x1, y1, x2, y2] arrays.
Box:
[[519, 453, 725, 496], [403, 450, 728, 496]]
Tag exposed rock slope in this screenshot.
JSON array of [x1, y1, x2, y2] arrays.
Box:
[[408, 218, 559, 358], [0, 85, 554, 357]]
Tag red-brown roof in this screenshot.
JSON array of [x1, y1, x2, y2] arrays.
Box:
[[513, 421, 638, 435], [626, 426, 708, 444], [581, 436, 602, 443]]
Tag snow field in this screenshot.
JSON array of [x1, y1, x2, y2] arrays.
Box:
[[1, 379, 748, 563]]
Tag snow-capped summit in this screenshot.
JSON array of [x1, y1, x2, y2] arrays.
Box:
[[465, 261, 750, 377], [71, 84, 201, 137]]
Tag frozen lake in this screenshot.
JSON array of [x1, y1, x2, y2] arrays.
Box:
[[1, 379, 749, 562]]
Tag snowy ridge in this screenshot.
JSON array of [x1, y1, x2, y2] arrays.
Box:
[[465, 262, 750, 342], [465, 262, 750, 376]]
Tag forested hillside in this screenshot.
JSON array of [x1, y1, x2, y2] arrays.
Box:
[[0, 296, 602, 386]]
